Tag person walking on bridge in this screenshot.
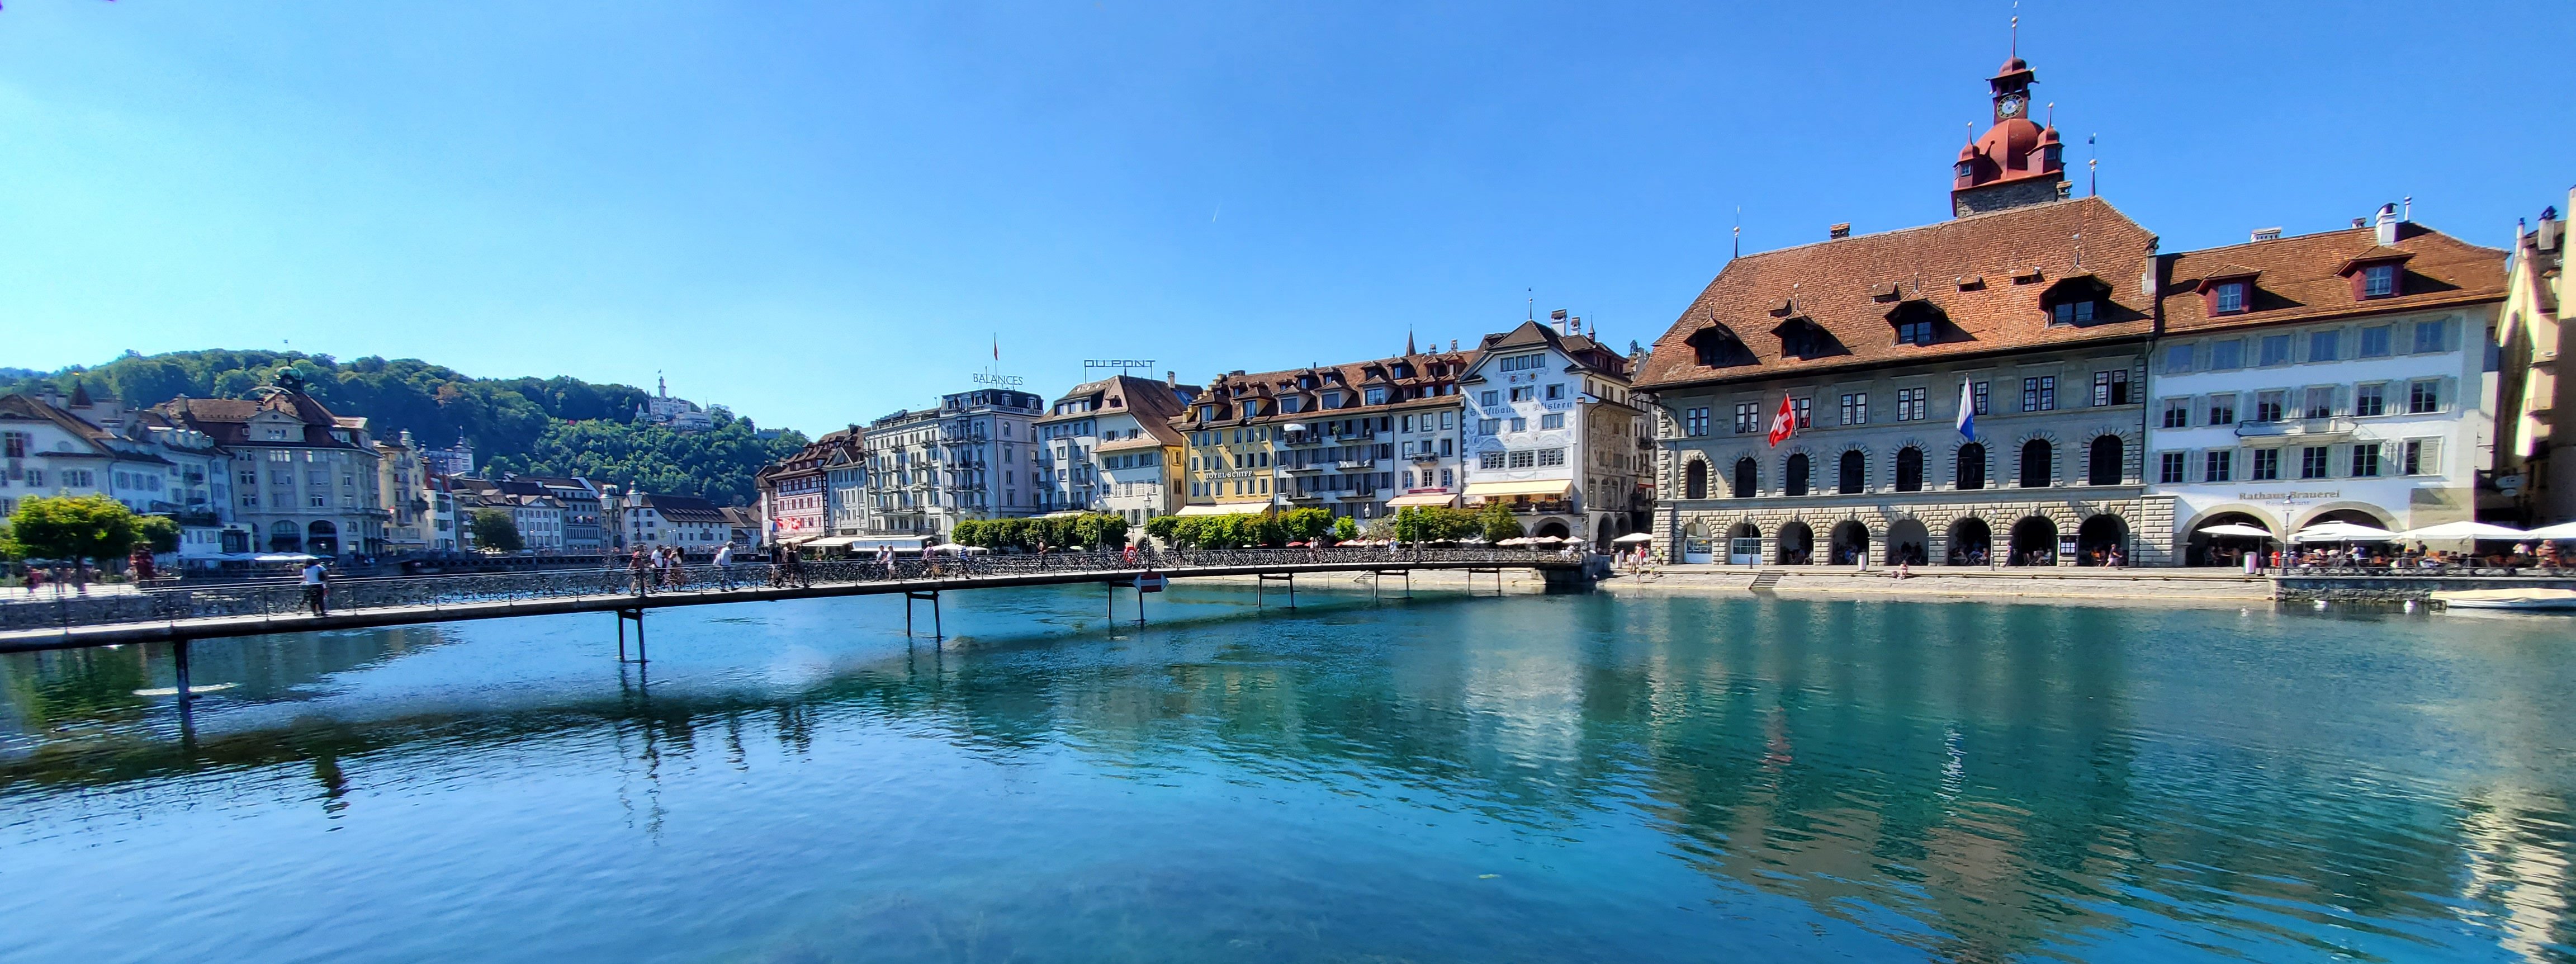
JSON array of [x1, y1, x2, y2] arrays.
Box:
[[628, 549, 651, 597], [301, 560, 330, 616]]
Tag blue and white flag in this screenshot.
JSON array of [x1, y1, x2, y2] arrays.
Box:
[[1955, 379, 1977, 441]]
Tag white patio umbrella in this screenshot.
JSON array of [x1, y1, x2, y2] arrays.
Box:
[[927, 542, 988, 553], [1496, 537, 1531, 546], [2291, 521, 2397, 544], [2196, 523, 2275, 538], [2526, 521, 2576, 540], [2394, 521, 2528, 541], [1611, 532, 1656, 544]]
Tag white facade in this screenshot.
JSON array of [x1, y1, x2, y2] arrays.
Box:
[[1457, 320, 1647, 547], [2148, 307, 2494, 558]]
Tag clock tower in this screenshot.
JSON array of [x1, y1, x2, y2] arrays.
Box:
[[1951, 54, 2069, 218]]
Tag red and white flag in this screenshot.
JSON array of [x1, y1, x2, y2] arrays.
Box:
[[1766, 395, 1796, 448]]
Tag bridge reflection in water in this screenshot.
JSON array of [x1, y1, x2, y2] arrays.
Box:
[[1, 591, 2571, 962]]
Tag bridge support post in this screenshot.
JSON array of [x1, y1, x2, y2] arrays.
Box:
[[1255, 573, 1295, 610], [615, 608, 647, 663], [173, 638, 192, 705], [905, 591, 942, 640]]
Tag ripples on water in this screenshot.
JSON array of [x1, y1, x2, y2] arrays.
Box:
[[1, 584, 2570, 963]]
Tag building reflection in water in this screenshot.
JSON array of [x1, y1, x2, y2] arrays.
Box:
[[1, 589, 2570, 960]]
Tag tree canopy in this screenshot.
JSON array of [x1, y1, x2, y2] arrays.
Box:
[[6, 494, 141, 564], [6, 349, 807, 507], [466, 508, 525, 552]]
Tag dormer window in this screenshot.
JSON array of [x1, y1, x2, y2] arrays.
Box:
[[1323, 390, 1344, 408], [1776, 319, 1828, 359], [2362, 263, 2397, 297], [1885, 300, 1947, 346], [2213, 281, 2247, 314], [1364, 387, 1387, 405], [2049, 300, 2095, 324]]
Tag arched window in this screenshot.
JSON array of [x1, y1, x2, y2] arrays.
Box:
[[2019, 440, 2053, 488], [1956, 443, 1986, 490], [1732, 457, 1756, 498], [1838, 451, 1865, 494], [1684, 460, 1709, 499], [2088, 434, 2123, 485], [1786, 454, 1811, 497], [1895, 447, 1924, 492]]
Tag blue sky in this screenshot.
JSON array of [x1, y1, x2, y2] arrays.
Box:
[[2, 1, 2568, 436]]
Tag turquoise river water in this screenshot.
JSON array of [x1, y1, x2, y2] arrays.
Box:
[[1, 582, 2572, 963]]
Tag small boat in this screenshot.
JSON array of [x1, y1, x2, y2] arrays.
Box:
[[2431, 588, 2576, 612]]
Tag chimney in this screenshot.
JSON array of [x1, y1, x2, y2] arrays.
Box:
[[1166, 370, 1176, 385], [2352, 218, 2367, 228], [2540, 212, 2562, 253], [1829, 223, 1852, 239], [2374, 202, 2399, 246], [1550, 309, 1569, 335], [2251, 227, 2282, 242]]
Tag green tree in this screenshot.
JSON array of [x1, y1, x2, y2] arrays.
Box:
[[135, 516, 183, 554], [467, 508, 525, 552], [1280, 508, 1332, 543], [1330, 516, 1359, 542], [1143, 515, 1181, 545], [7, 494, 140, 565], [1478, 502, 1524, 544]]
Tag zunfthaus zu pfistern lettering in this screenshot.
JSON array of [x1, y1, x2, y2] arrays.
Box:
[[1634, 49, 2507, 568], [1634, 51, 2163, 569]]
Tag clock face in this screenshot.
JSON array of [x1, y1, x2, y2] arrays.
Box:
[[1999, 96, 2025, 119]]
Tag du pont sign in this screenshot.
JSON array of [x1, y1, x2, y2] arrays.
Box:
[[1084, 359, 1155, 371]]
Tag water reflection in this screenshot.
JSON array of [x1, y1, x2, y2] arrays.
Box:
[[1, 588, 2572, 962]]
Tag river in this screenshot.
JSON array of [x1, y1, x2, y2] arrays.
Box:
[[1, 583, 2569, 962]]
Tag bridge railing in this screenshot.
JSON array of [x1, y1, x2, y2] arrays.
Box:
[[0, 547, 1566, 632]]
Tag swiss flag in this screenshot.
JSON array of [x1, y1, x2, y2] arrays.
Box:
[[1766, 395, 1796, 448]]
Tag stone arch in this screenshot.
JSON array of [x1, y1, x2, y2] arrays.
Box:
[[268, 519, 303, 553], [2007, 515, 2058, 566], [1828, 519, 1871, 565], [1731, 456, 1758, 498], [1952, 441, 1990, 490], [2182, 508, 2276, 568], [1683, 456, 1710, 500], [1775, 519, 1815, 564], [1893, 445, 1926, 492], [1947, 517, 1993, 564], [2075, 513, 2128, 565], [2290, 503, 2397, 532], [1836, 447, 1869, 494], [1535, 519, 1571, 539], [306, 519, 340, 557], [1884, 517, 1930, 565], [1784, 451, 1813, 497]]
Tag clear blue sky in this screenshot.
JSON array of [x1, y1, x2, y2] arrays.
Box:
[[3, 1, 2568, 436]]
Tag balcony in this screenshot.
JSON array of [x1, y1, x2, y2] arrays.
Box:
[[1407, 451, 1442, 464], [1334, 459, 1379, 471], [2234, 417, 2357, 440]]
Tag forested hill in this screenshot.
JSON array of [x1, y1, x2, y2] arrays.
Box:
[[3, 349, 807, 506]]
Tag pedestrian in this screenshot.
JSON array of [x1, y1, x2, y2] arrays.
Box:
[[713, 543, 735, 589], [22, 566, 41, 597], [301, 559, 330, 616], [628, 548, 651, 596]]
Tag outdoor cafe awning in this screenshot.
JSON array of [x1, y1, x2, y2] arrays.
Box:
[[1176, 503, 1270, 516], [802, 536, 862, 550], [1385, 492, 1459, 508], [1460, 479, 1573, 500]]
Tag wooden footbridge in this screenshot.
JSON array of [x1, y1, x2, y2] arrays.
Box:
[[0, 549, 1587, 668]]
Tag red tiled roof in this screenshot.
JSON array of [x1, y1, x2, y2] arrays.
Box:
[[149, 388, 369, 450], [2161, 224, 2503, 333], [1172, 349, 1480, 429], [1636, 197, 2158, 389]]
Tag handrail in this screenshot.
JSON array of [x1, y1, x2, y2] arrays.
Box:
[[0, 547, 1570, 632]]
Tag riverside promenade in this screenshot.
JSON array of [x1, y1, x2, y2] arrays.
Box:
[[1602, 564, 2576, 604]]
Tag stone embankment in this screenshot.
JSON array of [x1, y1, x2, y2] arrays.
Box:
[[1602, 565, 2275, 603]]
